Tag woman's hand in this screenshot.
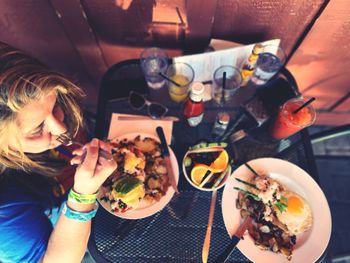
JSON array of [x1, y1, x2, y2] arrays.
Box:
[[70, 138, 117, 195]]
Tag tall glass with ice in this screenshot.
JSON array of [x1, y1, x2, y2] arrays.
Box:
[[212, 65, 242, 105], [140, 47, 169, 90], [251, 45, 286, 86]]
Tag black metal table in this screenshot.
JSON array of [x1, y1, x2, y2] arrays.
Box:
[[88, 60, 320, 263]]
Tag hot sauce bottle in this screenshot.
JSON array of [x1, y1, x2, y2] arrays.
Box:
[[183, 82, 205, 127], [211, 111, 230, 138]]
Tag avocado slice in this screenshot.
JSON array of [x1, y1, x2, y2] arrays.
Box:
[[113, 176, 143, 195]]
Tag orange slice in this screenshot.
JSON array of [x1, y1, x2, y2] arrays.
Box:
[[190, 164, 209, 186], [210, 150, 229, 172]]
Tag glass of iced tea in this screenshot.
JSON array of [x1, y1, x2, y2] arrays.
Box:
[[166, 62, 194, 103], [212, 65, 242, 105], [271, 97, 316, 140]]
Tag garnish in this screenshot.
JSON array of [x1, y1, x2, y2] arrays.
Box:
[[235, 178, 258, 189], [234, 187, 261, 201], [184, 156, 192, 167], [189, 142, 227, 150], [275, 195, 288, 213], [280, 195, 288, 202], [275, 201, 288, 213]]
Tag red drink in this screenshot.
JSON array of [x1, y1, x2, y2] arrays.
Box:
[[271, 98, 316, 139]]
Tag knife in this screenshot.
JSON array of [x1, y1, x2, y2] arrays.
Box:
[[213, 216, 252, 263], [202, 190, 217, 263], [156, 126, 179, 194]]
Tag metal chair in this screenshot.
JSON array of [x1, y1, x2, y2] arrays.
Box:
[[310, 124, 350, 263], [94, 59, 148, 139]]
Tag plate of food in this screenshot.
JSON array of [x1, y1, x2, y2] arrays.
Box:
[[222, 157, 331, 263], [98, 133, 179, 219]]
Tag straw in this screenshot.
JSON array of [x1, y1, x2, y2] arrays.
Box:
[[221, 72, 226, 105], [199, 171, 215, 188], [159, 72, 181, 87], [244, 162, 259, 177], [212, 165, 231, 189], [293, 97, 316, 114]]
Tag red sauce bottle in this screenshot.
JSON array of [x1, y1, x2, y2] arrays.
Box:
[[183, 82, 205, 127]]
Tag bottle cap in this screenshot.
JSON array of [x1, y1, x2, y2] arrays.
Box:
[[253, 43, 264, 55], [229, 129, 247, 143], [191, 82, 204, 94], [217, 112, 230, 124], [190, 82, 204, 102]]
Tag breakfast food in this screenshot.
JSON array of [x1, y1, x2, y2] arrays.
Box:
[[275, 190, 313, 235], [110, 177, 145, 211], [235, 173, 313, 260], [183, 144, 230, 189], [100, 135, 169, 213]]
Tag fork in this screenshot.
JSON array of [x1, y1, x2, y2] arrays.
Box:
[[56, 133, 113, 160], [56, 133, 84, 147]]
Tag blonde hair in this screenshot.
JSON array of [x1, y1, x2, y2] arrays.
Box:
[[0, 43, 85, 175]]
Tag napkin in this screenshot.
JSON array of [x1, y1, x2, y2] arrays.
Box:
[[107, 113, 174, 144]]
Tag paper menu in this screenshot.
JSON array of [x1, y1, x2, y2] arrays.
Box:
[[107, 113, 173, 145], [173, 39, 280, 83]]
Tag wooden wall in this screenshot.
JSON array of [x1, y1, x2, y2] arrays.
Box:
[[0, 0, 101, 110], [288, 0, 350, 125], [0, 0, 348, 125]]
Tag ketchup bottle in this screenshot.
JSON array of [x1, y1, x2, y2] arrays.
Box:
[[183, 82, 205, 127]]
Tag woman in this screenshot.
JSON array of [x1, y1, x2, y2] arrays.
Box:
[[0, 43, 117, 262]]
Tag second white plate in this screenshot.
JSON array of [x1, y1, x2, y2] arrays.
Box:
[[222, 157, 331, 263]]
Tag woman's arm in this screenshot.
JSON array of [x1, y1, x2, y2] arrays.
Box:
[[41, 202, 94, 263], [41, 139, 117, 263]]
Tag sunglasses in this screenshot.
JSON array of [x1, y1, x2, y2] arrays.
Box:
[[129, 91, 168, 119]]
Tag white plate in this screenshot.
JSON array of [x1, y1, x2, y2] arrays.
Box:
[[98, 132, 179, 219], [222, 157, 332, 263]]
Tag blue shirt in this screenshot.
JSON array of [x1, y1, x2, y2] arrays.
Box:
[[0, 176, 65, 263]]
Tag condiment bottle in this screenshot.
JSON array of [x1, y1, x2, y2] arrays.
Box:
[[240, 43, 263, 87], [212, 111, 230, 138], [183, 82, 205, 127]]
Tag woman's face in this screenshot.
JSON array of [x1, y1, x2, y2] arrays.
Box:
[[11, 90, 67, 153]]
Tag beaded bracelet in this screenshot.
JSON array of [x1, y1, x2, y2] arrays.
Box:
[[62, 202, 98, 222], [68, 188, 98, 204]]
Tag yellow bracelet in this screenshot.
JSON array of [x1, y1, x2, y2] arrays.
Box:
[[68, 188, 98, 204]]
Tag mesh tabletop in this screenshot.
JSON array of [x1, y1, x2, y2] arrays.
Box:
[[89, 121, 316, 263], [89, 60, 319, 262], [91, 190, 250, 263]]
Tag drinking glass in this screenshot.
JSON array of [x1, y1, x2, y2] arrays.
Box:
[[140, 47, 169, 90], [212, 65, 242, 105], [166, 62, 194, 103], [250, 45, 286, 86], [270, 97, 316, 140]]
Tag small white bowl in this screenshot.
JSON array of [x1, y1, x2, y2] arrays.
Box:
[[182, 151, 232, 192]]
